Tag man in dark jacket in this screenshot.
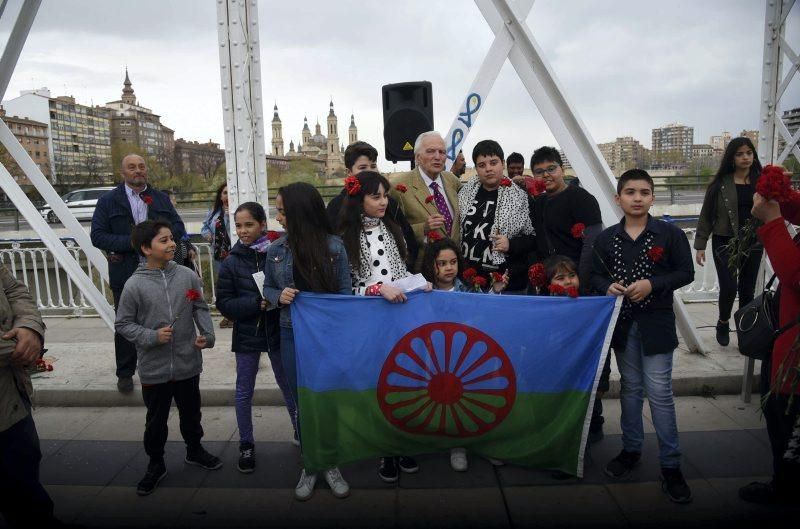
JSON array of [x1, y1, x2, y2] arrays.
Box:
[[91, 154, 190, 394]]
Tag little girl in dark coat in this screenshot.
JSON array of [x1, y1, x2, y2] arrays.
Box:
[[215, 202, 296, 474]]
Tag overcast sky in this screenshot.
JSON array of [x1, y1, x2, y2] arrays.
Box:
[[1, 0, 798, 170]]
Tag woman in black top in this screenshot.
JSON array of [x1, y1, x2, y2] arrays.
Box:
[[694, 137, 763, 346]]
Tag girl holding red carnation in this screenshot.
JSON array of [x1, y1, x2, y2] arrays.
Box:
[[339, 171, 426, 483], [694, 137, 764, 346], [215, 202, 295, 475]]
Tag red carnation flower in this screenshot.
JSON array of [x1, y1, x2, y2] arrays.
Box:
[[473, 276, 487, 288], [529, 179, 547, 197], [756, 164, 793, 203], [266, 230, 281, 242], [491, 271, 504, 283], [566, 286, 579, 298], [500, 177, 512, 187], [344, 175, 361, 196], [185, 289, 202, 302], [426, 230, 443, 242], [548, 284, 565, 296], [571, 223, 586, 239], [528, 263, 546, 288], [425, 195, 435, 204], [140, 194, 153, 205], [395, 184, 408, 193], [463, 268, 477, 282], [647, 246, 665, 263]]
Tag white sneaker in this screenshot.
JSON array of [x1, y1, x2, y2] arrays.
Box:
[[487, 457, 505, 466], [450, 447, 468, 471], [323, 467, 350, 498], [294, 469, 317, 501]]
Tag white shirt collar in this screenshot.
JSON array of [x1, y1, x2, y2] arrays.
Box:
[[419, 168, 442, 189], [125, 183, 148, 198]]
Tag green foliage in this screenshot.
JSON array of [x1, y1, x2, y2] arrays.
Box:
[[267, 158, 327, 188]]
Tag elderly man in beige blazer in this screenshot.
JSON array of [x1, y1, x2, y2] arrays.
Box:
[[389, 131, 462, 272]]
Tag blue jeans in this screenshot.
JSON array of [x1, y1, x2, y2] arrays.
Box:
[[280, 327, 299, 409], [235, 350, 298, 445], [615, 321, 681, 468]]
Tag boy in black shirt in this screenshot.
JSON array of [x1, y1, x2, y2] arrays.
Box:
[[530, 146, 607, 439], [530, 146, 602, 288], [591, 169, 694, 504]]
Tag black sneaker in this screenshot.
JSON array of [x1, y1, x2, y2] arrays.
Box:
[[715, 320, 730, 346], [117, 376, 133, 394], [238, 443, 255, 474], [185, 446, 223, 470], [739, 481, 775, 504], [378, 457, 399, 483], [661, 467, 692, 503], [604, 450, 641, 478], [136, 460, 167, 496], [398, 456, 419, 474]]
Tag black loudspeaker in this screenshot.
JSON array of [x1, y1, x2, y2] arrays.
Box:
[[382, 81, 434, 162]]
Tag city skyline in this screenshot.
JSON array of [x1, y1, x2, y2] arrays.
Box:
[[1, 0, 798, 171]]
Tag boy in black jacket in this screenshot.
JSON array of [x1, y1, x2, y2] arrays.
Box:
[[591, 169, 694, 504]]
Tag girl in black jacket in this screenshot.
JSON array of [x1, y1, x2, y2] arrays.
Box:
[[215, 202, 295, 474]]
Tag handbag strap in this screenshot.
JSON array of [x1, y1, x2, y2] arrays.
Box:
[[765, 273, 777, 290]]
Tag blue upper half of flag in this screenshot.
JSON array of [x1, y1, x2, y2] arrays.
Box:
[[291, 291, 617, 395]]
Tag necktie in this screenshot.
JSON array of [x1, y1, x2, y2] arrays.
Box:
[[429, 181, 453, 235]]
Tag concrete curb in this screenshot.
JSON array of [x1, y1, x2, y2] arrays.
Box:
[[32, 373, 758, 407]]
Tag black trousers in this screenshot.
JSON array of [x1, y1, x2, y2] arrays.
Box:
[[0, 408, 56, 528], [113, 287, 138, 378], [711, 234, 763, 322], [760, 359, 800, 493], [590, 353, 612, 432], [141, 375, 204, 461]]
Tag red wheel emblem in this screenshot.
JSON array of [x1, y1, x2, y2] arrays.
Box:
[[377, 322, 516, 437]]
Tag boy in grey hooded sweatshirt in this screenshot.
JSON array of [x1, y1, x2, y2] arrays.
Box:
[[115, 220, 220, 496]]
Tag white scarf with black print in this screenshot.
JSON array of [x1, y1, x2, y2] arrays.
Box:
[[457, 176, 534, 265], [352, 218, 409, 289]]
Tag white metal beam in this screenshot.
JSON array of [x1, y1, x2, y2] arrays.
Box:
[[0, 0, 40, 101], [216, 0, 268, 243], [444, 0, 534, 169], [479, 0, 620, 228], [0, 121, 108, 281], [0, 164, 115, 328], [456, 0, 706, 354]]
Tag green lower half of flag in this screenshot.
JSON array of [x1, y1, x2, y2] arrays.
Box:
[[298, 388, 591, 474]]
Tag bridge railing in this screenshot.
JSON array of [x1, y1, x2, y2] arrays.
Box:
[[0, 228, 725, 317]]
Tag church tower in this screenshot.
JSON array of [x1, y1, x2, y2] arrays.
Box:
[[326, 100, 340, 156], [121, 68, 137, 105], [271, 104, 284, 157], [301, 116, 311, 147], [348, 114, 358, 146]]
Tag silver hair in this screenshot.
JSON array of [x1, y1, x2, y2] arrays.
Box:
[[413, 131, 445, 155]]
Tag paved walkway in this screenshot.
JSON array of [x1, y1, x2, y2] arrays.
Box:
[[31, 302, 759, 407], [22, 396, 798, 528]]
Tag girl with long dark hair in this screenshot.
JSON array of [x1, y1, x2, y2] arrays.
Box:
[[263, 182, 353, 501], [338, 171, 423, 482], [694, 137, 763, 346]]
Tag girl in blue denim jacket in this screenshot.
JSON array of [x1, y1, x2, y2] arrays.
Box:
[[262, 182, 352, 502]]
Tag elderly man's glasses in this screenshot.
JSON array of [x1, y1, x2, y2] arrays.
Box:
[[532, 164, 560, 177]]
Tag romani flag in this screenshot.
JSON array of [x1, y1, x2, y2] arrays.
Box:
[[291, 291, 620, 476]]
